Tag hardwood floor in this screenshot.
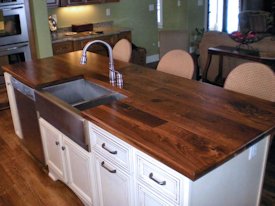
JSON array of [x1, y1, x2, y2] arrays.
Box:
[[0, 108, 274, 205], [0, 85, 9, 111], [0, 109, 83, 206]]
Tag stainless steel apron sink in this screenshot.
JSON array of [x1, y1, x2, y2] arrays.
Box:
[[35, 78, 126, 151]]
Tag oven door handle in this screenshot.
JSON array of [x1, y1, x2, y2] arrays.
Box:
[[0, 44, 28, 52], [1, 6, 24, 11]]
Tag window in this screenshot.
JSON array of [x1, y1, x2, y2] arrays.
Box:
[[208, 0, 240, 33], [157, 0, 163, 29]]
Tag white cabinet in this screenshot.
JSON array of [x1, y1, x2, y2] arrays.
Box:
[[89, 122, 134, 206], [63, 137, 93, 205], [40, 119, 67, 182], [135, 150, 190, 206], [136, 183, 175, 206], [39, 118, 93, 206], [4, 72, 22, 138], [94, 154, 133, 206]]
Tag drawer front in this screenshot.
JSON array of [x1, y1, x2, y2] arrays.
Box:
[[52, 41, 73, 55], [135, 152, 182, 204], [89, 123, 132, 173]]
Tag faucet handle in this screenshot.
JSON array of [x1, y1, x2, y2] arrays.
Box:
[[116, 72, 123, 88]]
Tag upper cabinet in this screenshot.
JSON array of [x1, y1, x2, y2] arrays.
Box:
[[60, 0, 101, 6], [47, 0, 119, 7], [47, 0, 60, 8]]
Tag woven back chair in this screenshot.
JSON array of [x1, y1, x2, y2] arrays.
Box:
[[113, 39, 132, 62], [157, 49, 194, 79], [224, 62, 275, 102]]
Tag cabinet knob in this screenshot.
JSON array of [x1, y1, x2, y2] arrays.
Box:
[[62, 146, 65, 150], [55, 141, 59, 146]]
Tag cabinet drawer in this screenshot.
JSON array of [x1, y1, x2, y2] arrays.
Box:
[[135, 152, 183, 204], [89, 123, 132, 173], [52, 41, 73, 55]]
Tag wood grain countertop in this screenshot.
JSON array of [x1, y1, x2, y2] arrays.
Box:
[[2, 51, 275, 180]]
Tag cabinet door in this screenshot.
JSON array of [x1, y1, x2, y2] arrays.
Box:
[[61, 0, 101, 6], [47, 0, 59, 7], [39, 118, 67, 182], [94, 154, 133, 206], [103, 0, 119, 2], [136, 184, 174, 206], [118, 31, 132, 42], [73, 35, 117, 56], [87, 0, 102, 3], [63, 136, 93, 205], [52, 41, 74, 55]]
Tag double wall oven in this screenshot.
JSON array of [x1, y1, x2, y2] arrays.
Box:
[[0, 0, 31, 109]]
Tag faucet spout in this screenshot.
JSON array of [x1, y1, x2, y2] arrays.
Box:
[[80, 40, 116, 85]]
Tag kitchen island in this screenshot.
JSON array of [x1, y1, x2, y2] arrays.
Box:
[[2, 51, 275, 206]]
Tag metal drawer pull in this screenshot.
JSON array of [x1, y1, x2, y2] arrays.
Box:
[[101, 161, 116, 173], [149, 173, 166, 185], [61, 146, 65, 151], [55, 141, 59, 146], [101, 143, 117, 154]]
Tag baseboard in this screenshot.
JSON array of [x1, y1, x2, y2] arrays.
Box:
[[146, 54, 160, 64]]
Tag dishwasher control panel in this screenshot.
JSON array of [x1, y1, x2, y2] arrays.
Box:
[[11, 77, 35, 100]]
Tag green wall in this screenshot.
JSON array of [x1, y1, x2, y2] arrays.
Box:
[[48, 0, 158, 56], [162, 0, 205, 46], [29, 0, 53, 58], [186, 0, 205, 34], [162, 0, 188, 30]]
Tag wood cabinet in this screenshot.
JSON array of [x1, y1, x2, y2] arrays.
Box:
[[39, 118, 93, 206], [103, 0, 120, 2], [60, 0, 102, 6], [118, 31, 132, 42], [46, 0, 60, 7], [52, 41, 74, 55], [53, 31, 131, 56], [48, 0, 119, 7], [73, 35, 118, 56]]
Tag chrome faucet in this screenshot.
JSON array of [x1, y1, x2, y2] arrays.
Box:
[[80, 40, 122, 87]]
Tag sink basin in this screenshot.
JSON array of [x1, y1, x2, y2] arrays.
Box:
[[35, 78, 125, 152], [42, 78, 125, 110]]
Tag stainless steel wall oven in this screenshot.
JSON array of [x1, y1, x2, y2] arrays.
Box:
[[0, 0, 28, 46], [0, 0, 31, 110]]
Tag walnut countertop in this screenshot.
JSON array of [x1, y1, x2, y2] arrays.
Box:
[[2, 51, 275, 180]]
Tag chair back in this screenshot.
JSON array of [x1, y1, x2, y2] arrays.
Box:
[[157, 49, 194, 79], [113, 39, 132, 62], [224, 62, 275, 102]]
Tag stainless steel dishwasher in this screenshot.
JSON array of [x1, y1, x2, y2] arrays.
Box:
[[11, 77, 45, 165]]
